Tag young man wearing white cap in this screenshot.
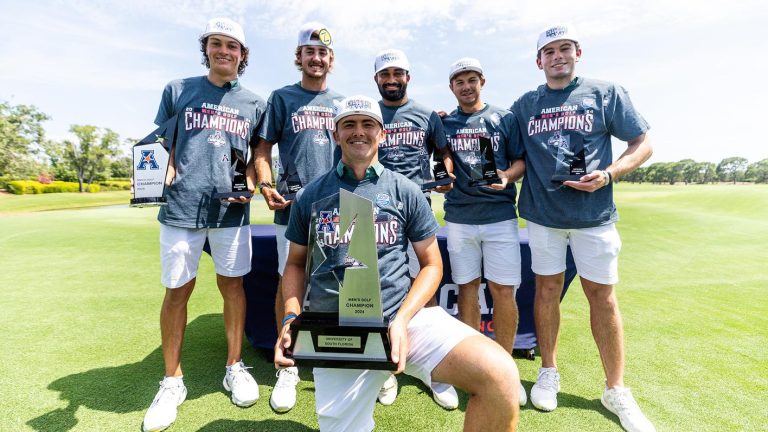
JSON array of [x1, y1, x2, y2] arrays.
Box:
[[511, 24, 655, 432], [442, 57, 528, 406], [274, 95, 521, 432], [142, 17, 266, 432], [371, 48, 459, 410], [253, 21, 344, 413]]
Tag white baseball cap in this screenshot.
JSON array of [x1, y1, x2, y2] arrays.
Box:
[[448, 57, 483, 81], [200, 17, 246, 47], [537, 24, 579, 52], [297, 22, 333, 49], [334, 95, 383, 126], [374, 49, 410, 74]]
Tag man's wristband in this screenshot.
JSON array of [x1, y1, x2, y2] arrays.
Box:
[[282, 313, 298, 326], [259, 182, 273, 191]]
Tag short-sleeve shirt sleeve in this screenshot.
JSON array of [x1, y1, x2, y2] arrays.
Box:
[[606, 84, 650, 142]]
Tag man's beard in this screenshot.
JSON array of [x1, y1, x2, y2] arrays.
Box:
[[378, 83, 407, 102]]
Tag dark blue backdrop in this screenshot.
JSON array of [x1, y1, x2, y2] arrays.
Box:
[[236, 225, 577, 353]]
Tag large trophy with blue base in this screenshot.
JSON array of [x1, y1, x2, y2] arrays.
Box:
[[130, 115, 178, 207], [288, 189, 395, 370]]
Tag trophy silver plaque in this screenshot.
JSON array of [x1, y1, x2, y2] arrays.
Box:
[[288, 189, 395, 370], [130, 115, 177, 207], [469, 136, 501, 187]]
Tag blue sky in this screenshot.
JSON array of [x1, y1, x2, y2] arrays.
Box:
[[1, 0, 765, 164]]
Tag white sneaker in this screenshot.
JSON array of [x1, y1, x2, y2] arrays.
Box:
[[601, 386, 656, 432], [223, 361, 259, 407], [377, 374, 398, 405], [270, 367, 300, 412], [530, 367, 560, 411], [519, 382, 527, 406], [142, 376, 187, 432], [431, 382, 459, 410]]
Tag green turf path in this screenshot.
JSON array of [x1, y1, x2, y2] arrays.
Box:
[[0, 184, 765, 431]]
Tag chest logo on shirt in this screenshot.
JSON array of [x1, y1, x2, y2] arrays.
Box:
[[314, 207, 400, 247], [313, 130, 330, 146], [184, 105, 251, 140], [382, 120, 426, 149], [527, 104, 594, 137], [547, 131, 569, 149], [375, 193, 391, 207], [385, 149, 406, 161], [291, 105, 336, 133], [207, 131, 226, 147]]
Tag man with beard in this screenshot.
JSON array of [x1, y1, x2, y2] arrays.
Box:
[[142, 17, 265, 432], [371, 48, 458, 410], [254, 21, 344, 413], [512, 25, 655, 432], [441, 57, 528, 407]]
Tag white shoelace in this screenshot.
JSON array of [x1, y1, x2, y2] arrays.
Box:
[[609, 388, 638, 415], [151, 381, 183, 407], [537, 369, 560, 391], [274, 368, 299, 389], [229, 365, 256, 387]]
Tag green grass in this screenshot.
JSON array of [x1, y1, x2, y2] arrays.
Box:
[[0, 184, 766, 431], [0, 191, 130, 214]]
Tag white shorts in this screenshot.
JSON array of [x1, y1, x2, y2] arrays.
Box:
[[313, 307, 477, 432], [446, 219, 522, 286], [275, 224, 291, 276], [527, 221, 621, 285], [159, 224, 252, 288]]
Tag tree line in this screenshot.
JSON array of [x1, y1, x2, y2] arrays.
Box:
[[2, 101, 767, 192], [1, 101, 132, 192], [621, 157, 768, 184]]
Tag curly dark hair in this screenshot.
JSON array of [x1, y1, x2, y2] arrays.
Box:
[[200, 36, 249, 76]]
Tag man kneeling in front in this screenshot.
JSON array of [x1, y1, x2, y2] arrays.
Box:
[[274, 95, 521, 431]]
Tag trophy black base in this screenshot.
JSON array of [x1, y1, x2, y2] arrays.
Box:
[[551, 174, 585, 182], [469, 177, 501, 187], [288, 312, 396, 370], [130, 197, 167, 207], [422, 177, 454, 192], [213, 191, 253, 200], [282, 193, 297, 200]]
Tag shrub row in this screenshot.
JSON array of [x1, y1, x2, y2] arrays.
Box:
[[98, 180, 131, 191], [5, 181, 101, 194]]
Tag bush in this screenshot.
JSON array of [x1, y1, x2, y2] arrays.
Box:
[[98, 180, 131, 191], [5, 180, 101, 194]]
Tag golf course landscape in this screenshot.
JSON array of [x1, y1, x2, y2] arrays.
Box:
[[1, 183, 765, 431]]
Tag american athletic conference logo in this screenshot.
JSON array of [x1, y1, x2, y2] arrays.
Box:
[[136, 150, 160, 170]]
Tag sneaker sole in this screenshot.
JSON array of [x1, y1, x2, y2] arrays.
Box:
[[432, 398, 458, 410], [270, 397, 295, 413]]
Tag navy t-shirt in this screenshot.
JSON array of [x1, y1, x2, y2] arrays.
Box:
[[258, 83, 344, 225], [441, 104, 524, 225], [378, 99, 448, 197], [155, 76, 266, 228], [286, 167, 439, 322], [512, 77, 650, 228]]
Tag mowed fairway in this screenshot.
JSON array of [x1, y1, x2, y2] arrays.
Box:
[[0, 184, 765, 431]]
